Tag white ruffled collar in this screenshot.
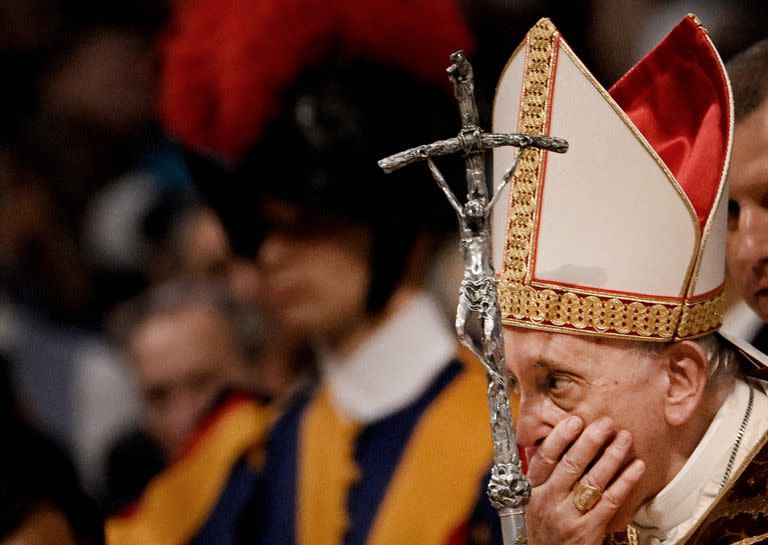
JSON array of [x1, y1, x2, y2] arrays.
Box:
[[319, 293, 456, 424], [631, 379, 755, 543]]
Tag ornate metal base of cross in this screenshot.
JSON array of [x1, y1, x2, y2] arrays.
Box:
[[378, 51, 567, 545]]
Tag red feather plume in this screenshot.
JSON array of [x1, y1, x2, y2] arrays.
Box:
[[159, 0, 474, 162]]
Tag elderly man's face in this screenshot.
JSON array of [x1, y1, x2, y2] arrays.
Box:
[[503, 327, 670, 530], [131, 303, 250, 458], [727, 98, 768, 320]]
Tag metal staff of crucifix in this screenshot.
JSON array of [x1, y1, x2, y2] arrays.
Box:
[[379, 51, 567, 545]]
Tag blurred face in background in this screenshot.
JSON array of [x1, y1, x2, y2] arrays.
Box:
[[241, 198, 373, 346], [177, 207, 232, 280], [0, 506, 76, 545], [42, 28, 157, 133], [727, 98, 768, 320], [129, 303, 249, 458]]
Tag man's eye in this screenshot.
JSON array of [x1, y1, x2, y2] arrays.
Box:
[[727, 199, 740, 230], [145, 387, 170, 407], [547, 374, 573, 392]]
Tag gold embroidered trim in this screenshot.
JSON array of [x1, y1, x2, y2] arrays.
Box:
[[626, 526, 639, 545], [501, 18, 557, 287], [732, 532, 768, 545], [678, 291, 725, 338], [498, 282, 723, 340]]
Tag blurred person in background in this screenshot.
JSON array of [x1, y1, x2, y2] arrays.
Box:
[[135, 190, 312, 399], [73, 192, 229, 499], [108, 1, 503, 544], [721, 37, 768, 353], [0, 134, 145, 500], [142, 198, 232, 285], [80, 185, 308, 500], [123, 280, 268, 456], [101, 279, 271, 514], [0, 0, 178, 498], [1, 353, 104, 545]]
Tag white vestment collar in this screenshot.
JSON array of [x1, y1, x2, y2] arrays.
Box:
[[721, 300, 763, 342], [631, 378, 768, 544], [319, 293, 456, 424]]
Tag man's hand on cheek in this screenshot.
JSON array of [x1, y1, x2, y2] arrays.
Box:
[[524, 416, 646, 545]]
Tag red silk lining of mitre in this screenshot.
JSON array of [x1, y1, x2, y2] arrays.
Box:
[[608, 15, 731, 232]]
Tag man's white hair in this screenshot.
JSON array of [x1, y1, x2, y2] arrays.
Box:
[[633, 333, 739, 387], [696, 334, 739, 385]]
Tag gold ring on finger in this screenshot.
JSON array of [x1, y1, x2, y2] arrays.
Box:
[[571, 481, 602, 512]]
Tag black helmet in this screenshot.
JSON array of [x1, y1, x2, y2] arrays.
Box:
[[161, 0, 474, 314], [187, 56, 465, 312]]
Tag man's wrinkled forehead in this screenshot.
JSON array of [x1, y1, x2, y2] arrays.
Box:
[[502, 326, 654, 373]]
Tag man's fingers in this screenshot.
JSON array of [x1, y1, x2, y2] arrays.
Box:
[[589, 459, 646, 523], [527, 415, 583, 486], [549, 417, 614, 490], [579, 429, 633, 493]]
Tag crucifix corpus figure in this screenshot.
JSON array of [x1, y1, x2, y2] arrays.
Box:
[[378, 50, 568, 545]]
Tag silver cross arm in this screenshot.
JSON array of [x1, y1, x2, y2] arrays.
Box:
[[378, 133, 568, 174]]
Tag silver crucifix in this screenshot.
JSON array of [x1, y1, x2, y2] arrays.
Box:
[[378, 51, 567, 545]]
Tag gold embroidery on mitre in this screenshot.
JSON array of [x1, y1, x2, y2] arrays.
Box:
[[500, 18, 558, 288], [678, 291, 725, 339], [496, 18, 725, 341], [499, 284, 723, 341]]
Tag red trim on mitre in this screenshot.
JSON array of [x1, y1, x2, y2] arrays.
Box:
[[608, 14, 731, 232]]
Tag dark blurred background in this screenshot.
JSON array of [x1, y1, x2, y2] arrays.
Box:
[[0, 0, 766, 540]]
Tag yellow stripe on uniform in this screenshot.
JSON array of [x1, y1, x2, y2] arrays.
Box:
[[297, 386, 361, 545], [367, 353, 494, 545], [106, 398, 271, 545]]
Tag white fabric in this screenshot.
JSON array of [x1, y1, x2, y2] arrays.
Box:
[[491, 21, 727, 302], [71, 341, 141, 492], [721, 300, 764, 342], [320, 293, 456, 424], [690, 178, 728, 296], [631, 378, 768, 544], [535, 44, 696, 297]]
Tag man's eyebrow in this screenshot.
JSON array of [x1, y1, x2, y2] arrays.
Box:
[[531, 357, 577, 373]]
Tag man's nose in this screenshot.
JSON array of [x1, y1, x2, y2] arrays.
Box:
[[228, 258, 263, 305], [733, 203, 768, 274], [514, 398, 553, 449]]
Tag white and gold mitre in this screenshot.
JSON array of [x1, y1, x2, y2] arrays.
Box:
[[491, 15, 732, 342]]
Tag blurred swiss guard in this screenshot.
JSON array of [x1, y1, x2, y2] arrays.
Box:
[[106, 1, 503, 545], [490, 14, 768, 545]]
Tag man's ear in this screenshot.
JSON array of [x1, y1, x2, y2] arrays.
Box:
[[658, 340, 709, 426]]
